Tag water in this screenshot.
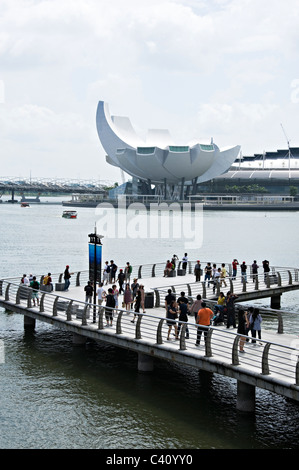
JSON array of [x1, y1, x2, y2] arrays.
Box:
[[1, 199, 299, 449]]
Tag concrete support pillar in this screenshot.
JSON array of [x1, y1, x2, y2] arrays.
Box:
[[237, 380, 256, 413], [138, 353, 154, 372], [72, 333, 87, 346], [24, 315, 36, 328], [271, 294, 281, 310]]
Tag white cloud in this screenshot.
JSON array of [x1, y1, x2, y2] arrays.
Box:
[[0, 0, 299, 180]]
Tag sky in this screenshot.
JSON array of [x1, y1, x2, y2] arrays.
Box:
[[0, 0, 299, 183]]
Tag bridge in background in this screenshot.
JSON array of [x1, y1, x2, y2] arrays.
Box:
[[0, 176, 115, 202]]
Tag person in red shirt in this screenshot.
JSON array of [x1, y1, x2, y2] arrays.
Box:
[[232, 259, 239, 280], [195, 302, 213, 347]]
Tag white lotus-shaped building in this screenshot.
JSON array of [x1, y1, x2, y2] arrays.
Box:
[[96, 101, 241, 185]]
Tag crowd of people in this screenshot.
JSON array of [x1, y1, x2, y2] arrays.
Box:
[[20, 256, 265, 348], [165, 288, 263, 352]]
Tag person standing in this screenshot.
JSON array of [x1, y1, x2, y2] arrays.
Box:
[[204, 262, 212, 287], [139, 284, 145, 313], [84, 281, 93, 305], [262, 259, 270, 282], [131, 278, 139, 306], [241, 262, 247, 283], [165, 289, 176, 312], [125, 262, 132, 283], [220, 263, 227, 287], [123, 283, 133, 311], [252, 260, 259, 283], [195, 301, 213, 347], [182, 253, 188, 271], [110, 260, 118, 283], [249, 308, 263, 344], [226, 291, 238, 328], [30, 276, 40, 307], [105, 288, 115, 327], [103, 261, 110, 285], [112, 284, 119, 309], [64, 265, 73, 291], [97, 282, 106, 312], [232, 259, 239, 280], [194, 261, 201, 282], [237, 309, 249, 353], [190, 294, 202, 321], [118, 269, 125, 294], [131, 288, 141, 323]]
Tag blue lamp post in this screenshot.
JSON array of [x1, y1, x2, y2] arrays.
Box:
[[88, 228, 103, 323]]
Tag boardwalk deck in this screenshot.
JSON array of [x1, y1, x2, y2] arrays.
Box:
[[1, 264, 299, 411]]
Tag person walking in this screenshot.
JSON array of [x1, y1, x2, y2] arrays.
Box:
[[103, 261, 110, 285], [220, 263, 227, 287], [118, 269, 125, 294], [177, 299, 189, 339], [249, 308, 263, 344], [166, 300, 178, 341], [195, 301, 213, 347], [97, 282, 106, 313], [131, 288, 141, 323], [125, 262, 132, 283], [139, 284, 146, 313]]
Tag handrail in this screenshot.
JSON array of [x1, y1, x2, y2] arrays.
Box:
[[1, 279, 299, 388]]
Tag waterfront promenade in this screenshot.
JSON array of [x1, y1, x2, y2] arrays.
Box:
[[1, 260, 299, 413]]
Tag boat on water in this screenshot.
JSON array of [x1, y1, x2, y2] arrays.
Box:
[[20, 203, 30, 208], [62, 210, 77, 219]]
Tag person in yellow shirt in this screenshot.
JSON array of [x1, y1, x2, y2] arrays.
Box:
[[195, 301, 213, 347]]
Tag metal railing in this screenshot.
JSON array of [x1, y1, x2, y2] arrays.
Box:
[[1, 279, 299, 389]]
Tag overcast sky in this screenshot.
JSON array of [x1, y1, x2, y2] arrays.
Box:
[[1, 0, 299, 183]]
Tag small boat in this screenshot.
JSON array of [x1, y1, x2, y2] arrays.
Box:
[[62, 210, 77, 219], [21, 202, 30, 207]]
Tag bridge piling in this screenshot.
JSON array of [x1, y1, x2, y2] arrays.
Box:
[[237, 381, 256, 413], [138, 353, 154, 372]]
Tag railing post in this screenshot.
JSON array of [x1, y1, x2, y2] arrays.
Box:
[[202, 282, 206, 298], [58, 273, 63, 282], [154, 288, 160, 308], [229, 278, 234, 293], [16, 286, 21, 304], [39, 293, 45, 312], [288, 270, 293, 285], [277, 271, 282, 287], [138, 266, 142, 279], [27, 289, 32, 308], [261, 343, 271, 375], [242, 278, 247, 292], [151, 264, 156, 278], [266, 274, 270, 288], [136, 314, 142, 339], [277, 312, 284, 334], [66, 300, 73, 321], [232, 336, 240, 365], [254, 276, 259, 290], [296, 358, 299, 386], [205, 328, 213, 358], [116, 310, 123, 334], [76, 272, 81, 287], [98, 308, 104, 330], [187, 284, 192, 297], [81, 304, 89, 326], [179, 324, 187, 351], [53, 297, 59, 317], [156, 319, 164, 344]]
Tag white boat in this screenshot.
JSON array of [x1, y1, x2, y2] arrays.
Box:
[[62, 210, 77, 219]]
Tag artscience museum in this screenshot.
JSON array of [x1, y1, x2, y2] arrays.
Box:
[[96, 101, 241, 198]]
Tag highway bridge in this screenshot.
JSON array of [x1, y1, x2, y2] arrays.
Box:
[[0, 176, 115, 202]]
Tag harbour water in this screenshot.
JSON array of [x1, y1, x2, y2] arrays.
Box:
[[1, 198, 299, 449]]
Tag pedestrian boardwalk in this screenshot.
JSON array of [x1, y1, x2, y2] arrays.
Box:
[[1, 262, 299, 412]]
